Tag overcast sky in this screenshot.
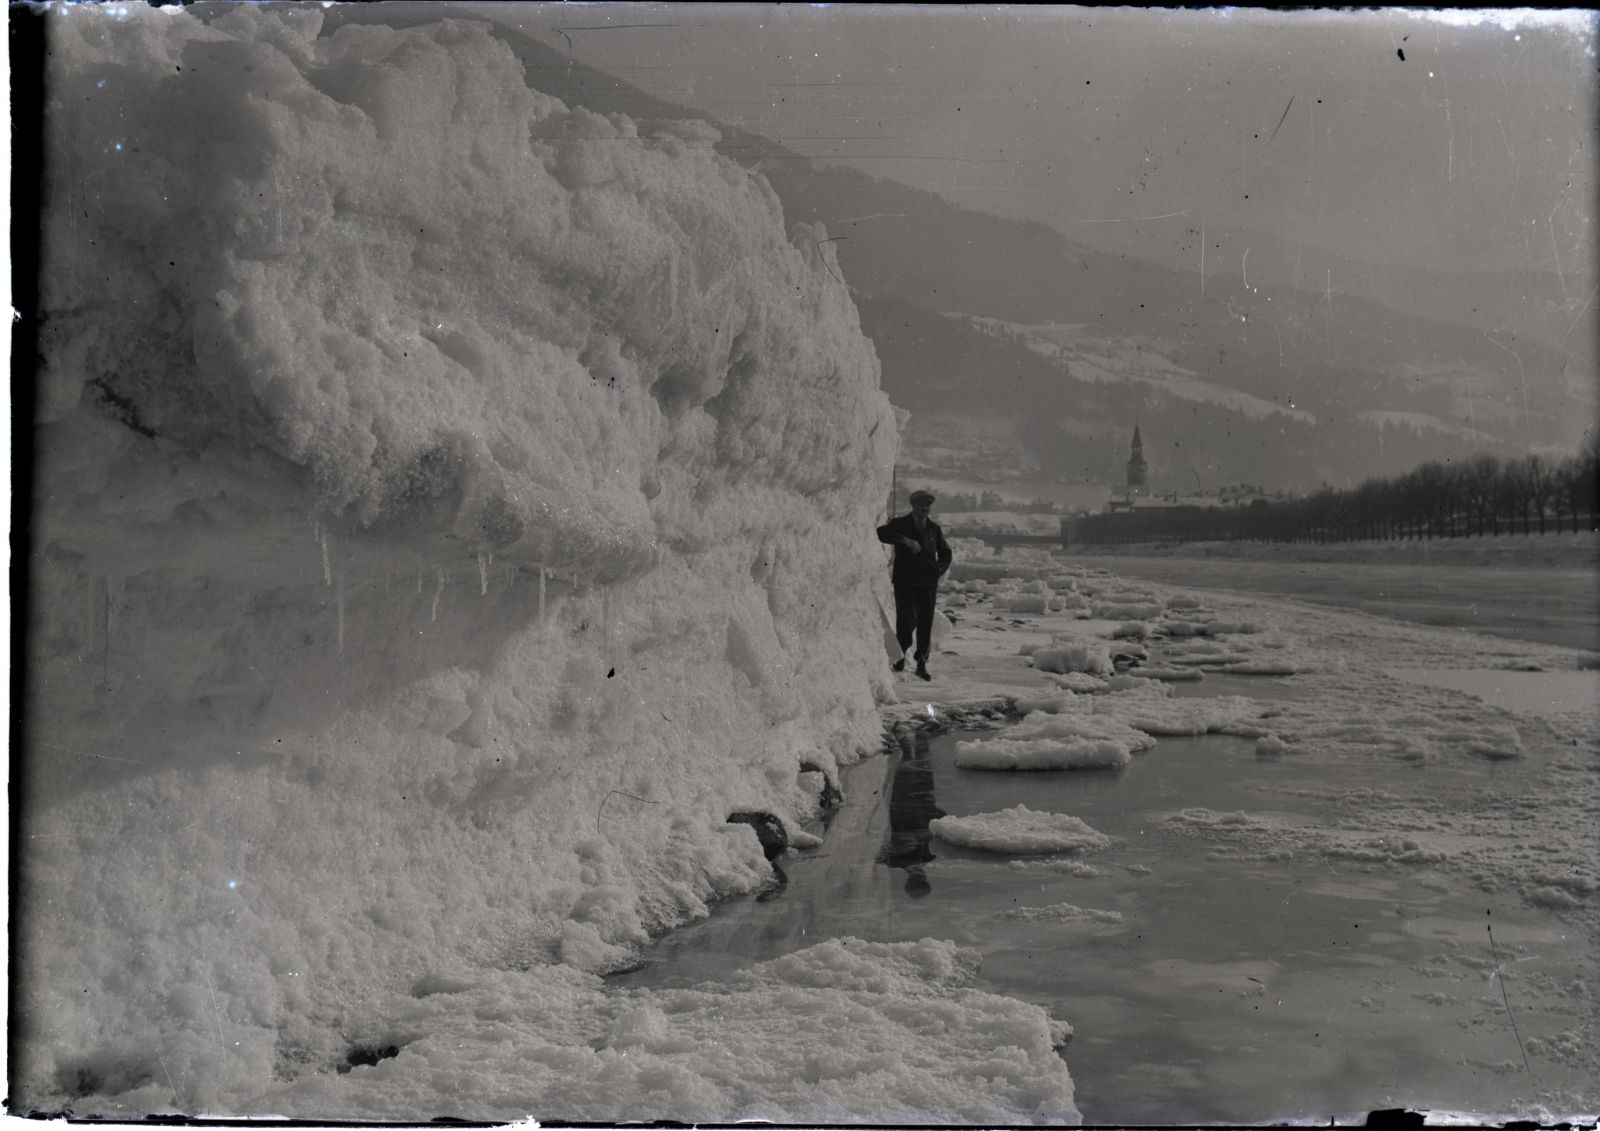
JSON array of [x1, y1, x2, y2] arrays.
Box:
[[473, 5, 1595, 290]]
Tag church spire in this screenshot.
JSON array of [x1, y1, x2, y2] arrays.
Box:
[[1126, 420, 1148, 497]]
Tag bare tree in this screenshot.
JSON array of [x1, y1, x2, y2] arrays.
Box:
[[1495, 457, 1530, 536], [1456, 453, 1502, 536], [1518, 453, 1560, 535], [1398, 461, 1447, 539], [1558, 434, 1599, 534]]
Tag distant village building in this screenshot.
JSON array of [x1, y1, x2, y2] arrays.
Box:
[[1125, 422, 1148, 498], [1067, 421, 1265, 543], [1105, 423, 1155, 513]]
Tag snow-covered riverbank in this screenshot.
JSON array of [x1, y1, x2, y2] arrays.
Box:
[[1044, 552, 1599, 651], [857, 559, 1594, 1121], [242, 555, 1595, 1123], [17, 6, 901, 1119], [906, 560, 1597, 879], [13, 5, 1595, 1124]]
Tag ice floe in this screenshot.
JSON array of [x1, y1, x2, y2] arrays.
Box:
[[930, 806, 1112, 855]]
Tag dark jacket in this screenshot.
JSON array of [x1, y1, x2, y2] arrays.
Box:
[[876, 513, 953, 588]]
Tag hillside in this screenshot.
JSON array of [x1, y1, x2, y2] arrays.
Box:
[[792, 175, 1589, 458], [859, 294, 1526, 494], [320, 7, 1594, 491]]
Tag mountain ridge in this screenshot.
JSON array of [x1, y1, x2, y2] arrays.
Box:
[[316, 7, 1594, 492]]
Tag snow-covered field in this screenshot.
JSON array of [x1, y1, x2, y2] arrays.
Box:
[[969, 316, 1320, 424], [1064, 531, 1598, 570], [12, 6, 1596, 1126], [1058, 542, 1599, 651]]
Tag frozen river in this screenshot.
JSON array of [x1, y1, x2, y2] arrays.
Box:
[[1069, 556, 1598, 652], [619, 711, 1593, 1123]]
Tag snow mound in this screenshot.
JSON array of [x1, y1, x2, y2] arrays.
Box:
[[1161, 631, 1311, 674], [1092, 601, 1164, 620], [930, 806, 1112, 855], [1140, 666, 1205, 682], [954, 735, 1132, 771], [1104, 673, 1156, 692], [995, 593, 1051, 614], [955, 709, 1152, 770], [1030, 638, 1113, 676], [1013, 692, 1072, 713], [1204, 620, 1262, 636], [1255, 734, 1290, 758], [1265, 706, 1528, 763], [19, 5, 898, 1115], [1053, 672, 1111, 693], [261, 938, 1080, 1123], [1066, 683, 1263, 738]]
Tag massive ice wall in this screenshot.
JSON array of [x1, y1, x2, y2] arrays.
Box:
[[17, 5, 897, 1112]]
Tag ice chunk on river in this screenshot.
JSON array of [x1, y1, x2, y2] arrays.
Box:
[[930, 805, 1112, 855], [954, 710, 1152, 770]]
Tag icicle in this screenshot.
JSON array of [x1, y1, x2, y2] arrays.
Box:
[[601, 584, 611, 656], [101, 578, 111, 686], [416, 555, 423, 595], [335, 565, 345, 654], [477, 548, 492, 596], [320, 529, 332, 587], [105, 576, 121, 638], [538, 564, 546, 624], [85, 572, 96, 653], [431, 565, 446, 623]]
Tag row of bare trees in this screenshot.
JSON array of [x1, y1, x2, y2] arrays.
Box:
[[1072, 440, 1598, 546]]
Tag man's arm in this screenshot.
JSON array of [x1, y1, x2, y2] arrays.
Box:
[[877, 517, 922, 552], [935, 526, 953, 575]]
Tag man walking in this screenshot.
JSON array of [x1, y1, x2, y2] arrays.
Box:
[[876, 489, 953, 681]]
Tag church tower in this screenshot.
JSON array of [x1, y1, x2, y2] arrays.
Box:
[[1125, 423, 1148, 497]]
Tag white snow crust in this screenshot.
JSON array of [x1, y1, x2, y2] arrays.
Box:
[[19, 6, 1600, 1125], [930, 805, 1113, 855], [883, 554, 1599, 1120], [954, 708, 1154, 770], [18, 5, 901, 1117], [246, 938, 1080, 1124]]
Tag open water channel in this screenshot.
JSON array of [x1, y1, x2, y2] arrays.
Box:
[[619, 674, 1592, 1122]]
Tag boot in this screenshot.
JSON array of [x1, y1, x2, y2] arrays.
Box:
[[915, 661, 931, 681], [892, 657, 906, 672]]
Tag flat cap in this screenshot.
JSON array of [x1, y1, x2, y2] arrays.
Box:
[[909, 489, 936, 504]]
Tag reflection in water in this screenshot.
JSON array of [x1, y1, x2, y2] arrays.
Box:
[[754, 861, 788, 902], [621, 726, 1593, 1121], [878, 730, 945, 898]]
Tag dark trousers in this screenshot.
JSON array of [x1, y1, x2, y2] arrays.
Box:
[[892, 583, 937, 663]]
